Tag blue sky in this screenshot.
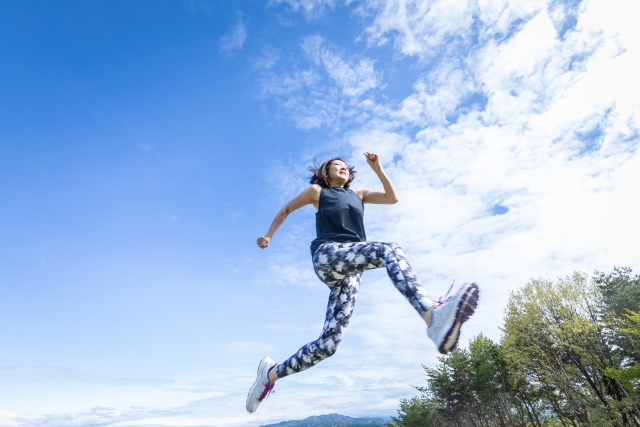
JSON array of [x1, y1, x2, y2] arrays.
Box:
[[1, 0, 639, 426]]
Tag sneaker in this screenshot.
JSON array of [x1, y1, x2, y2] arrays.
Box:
[[245, 357, 277, 413], [427, 282, 479, 354]]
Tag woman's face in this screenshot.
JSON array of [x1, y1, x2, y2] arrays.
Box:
[[327, 160, 349, 186]]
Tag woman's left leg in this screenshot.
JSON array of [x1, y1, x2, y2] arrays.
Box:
[[311, 241, 479, 355], [314, 241, 436, 317]]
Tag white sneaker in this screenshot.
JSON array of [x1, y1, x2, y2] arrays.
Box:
[[427, 282, 479, 354], [245, 357, 277, 413]]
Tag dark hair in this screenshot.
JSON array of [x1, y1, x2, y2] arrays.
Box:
[[308, 157, 356, 189]]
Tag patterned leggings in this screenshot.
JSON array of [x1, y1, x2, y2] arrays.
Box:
[[275, 241, 435, 378]]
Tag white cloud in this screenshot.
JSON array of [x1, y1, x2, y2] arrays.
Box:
[[359, 0, 546, 59], [219, 15, 247, 52], [251, 45, 281, 70], [257, 36, 383, 130], [265, 259, 320, 288], [398, 59, 478, 126], [360, 0, 476, 57], [0, 409, 19, 427], [0, 366, 175, 388], [302, 35, 380, 98], [268, 0, 343, 19]]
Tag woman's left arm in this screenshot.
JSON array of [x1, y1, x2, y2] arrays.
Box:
[[357, 152, 399, 204]]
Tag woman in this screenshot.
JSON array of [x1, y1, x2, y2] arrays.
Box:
[[246, 152, 479, 413]]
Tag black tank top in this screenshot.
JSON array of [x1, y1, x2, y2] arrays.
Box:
[[310, 186, 366, 256]]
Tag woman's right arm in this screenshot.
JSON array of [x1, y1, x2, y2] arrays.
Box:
[[257, 185, 320, 249]]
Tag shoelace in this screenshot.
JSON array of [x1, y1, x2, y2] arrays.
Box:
[[258, 382, 275, 402], [258, 365, 277, 402], [434, 280, 455, 308]]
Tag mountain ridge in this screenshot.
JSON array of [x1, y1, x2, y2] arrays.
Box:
[[259, 413, 389, 427]]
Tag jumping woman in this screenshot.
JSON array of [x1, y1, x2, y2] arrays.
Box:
[[246, 152, 480, 413]]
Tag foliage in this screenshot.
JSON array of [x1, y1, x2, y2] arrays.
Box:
[[503, 272, 632, 425], [387, 396, 448, 427], [594, 267, 640, 318], [605, 310, 640, 397], [390, 268, 640, 427]]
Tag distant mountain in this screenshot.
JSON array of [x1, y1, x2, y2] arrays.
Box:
[[260, 413, 389, 427]]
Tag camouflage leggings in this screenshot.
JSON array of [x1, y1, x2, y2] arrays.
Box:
[[276, 241, 435, 378]]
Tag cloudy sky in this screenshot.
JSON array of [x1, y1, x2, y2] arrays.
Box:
[[1, 0, 638, 426]]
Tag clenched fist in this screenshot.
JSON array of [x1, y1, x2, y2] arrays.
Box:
[[257, 236, 271, 248]]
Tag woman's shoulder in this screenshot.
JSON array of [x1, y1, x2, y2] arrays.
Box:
[[351, 188, 368, 200], [308, 184, 323, 194], [300, 184, 322, 201]]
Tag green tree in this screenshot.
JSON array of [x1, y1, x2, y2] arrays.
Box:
[[595, 268, 640, 379], [418, 335, 534, 426], [594, 267, 640, 318], [503, 272, 639, 426], [387, 396, 449, 427], [605, 310, 640, 398]]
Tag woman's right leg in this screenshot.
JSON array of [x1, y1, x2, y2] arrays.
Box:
[[275, 273, 361, 379], [247, 273, 360, 412]]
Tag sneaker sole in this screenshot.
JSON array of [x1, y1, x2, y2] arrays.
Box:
[[245, 357, 274, 413], [438, 283, 479, 354]]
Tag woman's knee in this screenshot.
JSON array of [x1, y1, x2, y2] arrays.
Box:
[[323, 343, 339, 358], [382, 242, 402, 254], [320, 335, 342, 358]]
